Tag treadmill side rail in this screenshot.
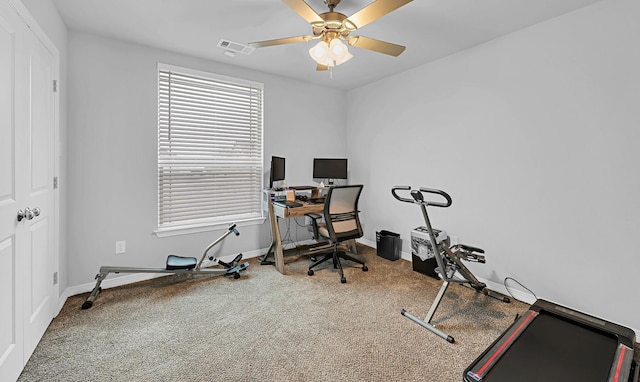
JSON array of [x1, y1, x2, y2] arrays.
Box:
[[466, 310, 538, 382], [607, 344, 634, 382]]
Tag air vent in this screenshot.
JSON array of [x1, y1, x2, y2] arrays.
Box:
[[217, 39, 255, 55]]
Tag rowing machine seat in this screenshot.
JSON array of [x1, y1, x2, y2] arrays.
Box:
[[166, 255, 197, 270]]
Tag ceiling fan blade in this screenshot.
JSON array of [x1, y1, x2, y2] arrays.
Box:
[[316, 64, 329, 71], [283, 0, 324, 24], [347, 0, 413, 29], [348, 36, 406, 56], [248, 36, 312, 48]]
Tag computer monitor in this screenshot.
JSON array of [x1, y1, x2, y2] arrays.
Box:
[[313, 158, 348, 184], [269, 156, 286, 189]]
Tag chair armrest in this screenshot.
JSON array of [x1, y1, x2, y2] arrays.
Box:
[[306, 213, 322, 220], [305, 213, 322, 240]]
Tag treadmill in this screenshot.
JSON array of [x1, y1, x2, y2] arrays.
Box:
[[464, 299, 638, 382]]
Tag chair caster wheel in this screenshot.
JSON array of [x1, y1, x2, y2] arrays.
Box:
[[362, 265, 368, 272], [233, 273, 240, 279], [308, 269, 314, 276], [341, 277, 347, 283]]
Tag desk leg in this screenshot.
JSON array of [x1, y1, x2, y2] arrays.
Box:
[[268, 201, 286, 274], [259, 242, 275, 265]]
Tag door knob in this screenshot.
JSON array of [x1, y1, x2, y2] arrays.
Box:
[[16, 207, 39, 222], [17, 208, 28, 222]]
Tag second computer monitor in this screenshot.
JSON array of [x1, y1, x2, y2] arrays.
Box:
[[270, 156, 286, 189], [313, 158, 347, 185]]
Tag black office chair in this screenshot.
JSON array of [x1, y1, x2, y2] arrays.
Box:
[[306, 184, 368, 283]]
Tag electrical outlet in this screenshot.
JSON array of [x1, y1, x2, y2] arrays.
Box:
[[115, 240, 126, 255]]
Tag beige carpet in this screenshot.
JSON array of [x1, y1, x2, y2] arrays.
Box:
[[17, 245, 637, 381]]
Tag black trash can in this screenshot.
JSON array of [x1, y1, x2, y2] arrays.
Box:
[[376, 230, 401, 261]]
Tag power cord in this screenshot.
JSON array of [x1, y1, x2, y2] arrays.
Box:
[[282, 218, 308, 255], [280, 218, 294, 249], [503, 276, 537, 302], [293, 216, 307, 228]]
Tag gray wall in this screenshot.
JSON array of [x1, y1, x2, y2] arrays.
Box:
[[346, 0, 640, 332], [65, 32, 347, 287]]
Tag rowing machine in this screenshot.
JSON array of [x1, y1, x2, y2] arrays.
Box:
[[81, 224, 249, 309]]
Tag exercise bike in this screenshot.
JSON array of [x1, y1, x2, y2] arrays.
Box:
[[81, 224, 249, 309], [391, 186, 510, 343]]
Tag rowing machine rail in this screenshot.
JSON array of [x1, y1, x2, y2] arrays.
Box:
[[81, 224, 248, 309]]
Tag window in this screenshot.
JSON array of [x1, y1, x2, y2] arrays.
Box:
[[157, 63, 263, 234]]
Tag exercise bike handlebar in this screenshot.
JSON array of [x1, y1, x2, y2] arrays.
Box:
[[391, 186, 452, 208]]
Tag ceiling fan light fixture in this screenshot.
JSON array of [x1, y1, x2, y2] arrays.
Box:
[[329, 39, 352, 65], [309, 40, 329, 63], [309, 39, 352, 67]]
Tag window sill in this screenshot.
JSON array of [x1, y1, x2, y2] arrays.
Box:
[[154, 216, 266, 238]]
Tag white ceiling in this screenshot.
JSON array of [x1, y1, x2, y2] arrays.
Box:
[[51, 0, 600, 90]]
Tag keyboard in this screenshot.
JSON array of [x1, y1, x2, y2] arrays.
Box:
[[274, 200, 302, 208]]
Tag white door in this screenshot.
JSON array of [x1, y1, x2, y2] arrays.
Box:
[[0, 0, 56, 380], [0, 2, 27, 379], [22, 8, 56, 359]]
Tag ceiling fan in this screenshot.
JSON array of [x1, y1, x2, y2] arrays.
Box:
[[248, 0, 413, 71]]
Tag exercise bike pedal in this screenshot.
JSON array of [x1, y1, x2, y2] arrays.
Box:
[[455, 244, 485, 254], [458, 252, 486, 263], [470, 282, 487, 292], [471, 254, 486, 263]]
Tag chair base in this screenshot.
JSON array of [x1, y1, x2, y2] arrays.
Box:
[[308, 249, 368, 283]]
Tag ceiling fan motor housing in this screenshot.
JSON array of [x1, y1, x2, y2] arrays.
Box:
[[324, 0, 342, 10], [314, 12, 353, 41]]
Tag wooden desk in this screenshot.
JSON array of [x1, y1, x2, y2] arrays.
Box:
[[270, 200, 323, 218], [262, 190, 325, 274]]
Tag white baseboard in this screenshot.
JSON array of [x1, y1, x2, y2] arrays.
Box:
[[358, 239, 536, 305], [357, 238, 376, 250], [56, 248, 265, 314], [398, 248, 536, 305], [56, 243, 638, 338]]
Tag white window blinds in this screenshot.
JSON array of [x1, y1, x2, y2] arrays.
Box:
[[158, 64, 263, 228]]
